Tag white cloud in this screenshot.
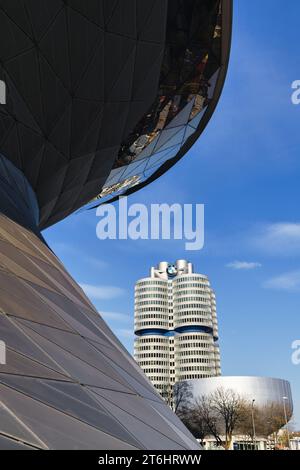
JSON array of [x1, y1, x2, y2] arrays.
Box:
[[115, 328, 133, 339], [226, 260, 262, 270], [100, 311, 131, 322], [51, 243, 108, 268], [262, 270, 300, 292], [253, 223, 300, 255], [84, 257, 108, 269], [79, 283, 125, 300], [51, 241, 74, 255]]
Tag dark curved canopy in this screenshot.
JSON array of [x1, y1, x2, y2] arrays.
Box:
[[0, 0, 232, 229]]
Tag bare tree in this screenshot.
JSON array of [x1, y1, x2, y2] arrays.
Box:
[[173, 381, 193, 414], [193, 394, 223, 446], [237, 401, 293, 447], [236, 401, 257, 440], [160, 383, 173, 408], [180, 406, 212, 446], [175, 388, 247, 448], [258, 403, 284, 439], [174, 383, 294, 451], [210, 387, 246, 449]]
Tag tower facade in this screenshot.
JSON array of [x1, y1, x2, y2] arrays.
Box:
[[134, 260, 221, 398]]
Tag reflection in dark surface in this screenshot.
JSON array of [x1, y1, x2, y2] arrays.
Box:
[[87, 0, 226, 204], [116, 0, 221, 167]]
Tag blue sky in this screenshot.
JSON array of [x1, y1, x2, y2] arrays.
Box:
[[44, 1, 300, 427]]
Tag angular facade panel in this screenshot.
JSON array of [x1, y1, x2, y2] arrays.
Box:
[[0, 211, 199, 449]]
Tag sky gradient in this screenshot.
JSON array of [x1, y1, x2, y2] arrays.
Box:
[[44, 1, 300, 427]]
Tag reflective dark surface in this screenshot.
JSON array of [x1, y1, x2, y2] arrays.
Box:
[[0, 0, 168, 227], [0, 0, 231, 225], [92, 0, 225, 204]]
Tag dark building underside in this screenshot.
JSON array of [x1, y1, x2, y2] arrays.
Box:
[[0, 0, 231, 228]]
